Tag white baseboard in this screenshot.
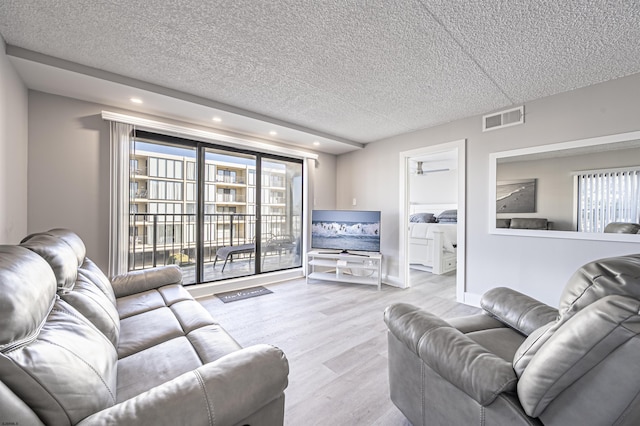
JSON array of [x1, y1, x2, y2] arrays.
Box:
[[188, 268, 303, 299], [383, 275, 406, 288], [463, 291, 482, 308]]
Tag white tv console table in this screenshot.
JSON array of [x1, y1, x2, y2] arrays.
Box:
[[306, 250, 382, 290]]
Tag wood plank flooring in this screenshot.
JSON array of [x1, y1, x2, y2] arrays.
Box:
[[197, 269, 480, 425]]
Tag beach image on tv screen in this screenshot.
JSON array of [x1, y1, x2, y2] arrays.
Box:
[[311, 210, 380, 252]]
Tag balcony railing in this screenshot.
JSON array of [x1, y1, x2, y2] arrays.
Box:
[[128, 213, 298, 272]]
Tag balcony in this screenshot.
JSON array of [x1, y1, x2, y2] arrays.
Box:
[[129, 213, 299, 283]]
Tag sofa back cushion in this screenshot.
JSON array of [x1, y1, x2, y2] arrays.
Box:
[[20, 230, 121, 346], [513, 254, 640, 377], [20, 233, 78, 293], [604, 222, 640, 234], [516, 295, 640, 419], [509, 218, 548, 229], [0, 245, 118, 425]]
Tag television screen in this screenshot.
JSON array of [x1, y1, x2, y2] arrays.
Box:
[[311, 210, 381, 253]]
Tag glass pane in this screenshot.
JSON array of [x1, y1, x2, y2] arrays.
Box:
[[129, 140, 197, 284], [261, 158, 302, 273], [202, 148, 257, 282]]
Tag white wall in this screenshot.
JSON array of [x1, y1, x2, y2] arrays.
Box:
[[28, 92, 110, 269], [312, 152, 337, 210], [410, 169, 457, 205], [337, 71, 640, 306], [0, 39, 28, 243], [27, 91, 337, 271]]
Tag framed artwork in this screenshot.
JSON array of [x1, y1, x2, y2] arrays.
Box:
[[496, 179, 536, 213]]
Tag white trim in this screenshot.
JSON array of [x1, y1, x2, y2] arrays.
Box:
[[399, 139, 467, 303], [570, 165, 640, 175], [463, 292, 482, 308], [102, 110, 319, 160], [188, 268, 304, 299]]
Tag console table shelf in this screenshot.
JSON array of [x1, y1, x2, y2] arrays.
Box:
[[306, 250, 382, 290]]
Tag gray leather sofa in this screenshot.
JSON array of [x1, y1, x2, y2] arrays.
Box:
[[604, 222, 640, 234], [0, 229, 289, 426], [384, 254, 640, 425], [496, 217, 551, 230]]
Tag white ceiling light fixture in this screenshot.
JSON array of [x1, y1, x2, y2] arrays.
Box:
[[269, 130, 278, 136], [130, 97, 143, 104], [212, 116, 222, 122]]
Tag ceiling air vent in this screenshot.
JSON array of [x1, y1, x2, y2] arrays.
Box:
[[482, 106, 524, 132]]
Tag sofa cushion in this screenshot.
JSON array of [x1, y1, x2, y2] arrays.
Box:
[[60, 273, 121, 347], [78, 258, 117, 304], [513, 254, 640, 377], [20, 233, 78, 292], [0, 246, 56, 350], [44, 228, 87, 266], [558, 254, 640, 317], [116, 336, 205, 402], [117, 307, 186, 358], [509, 218, 548, 230], [603, 222, 640, 234]]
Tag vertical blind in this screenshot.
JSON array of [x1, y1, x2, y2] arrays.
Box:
[[577, 168, 640, 232]]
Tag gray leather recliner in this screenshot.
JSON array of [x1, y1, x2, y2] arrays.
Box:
[[384, 254, 640, 425]]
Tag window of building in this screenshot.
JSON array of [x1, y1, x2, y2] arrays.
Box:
[[577, 168, 640, 232]]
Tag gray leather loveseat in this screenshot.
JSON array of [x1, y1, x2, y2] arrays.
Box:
[[385, 253, 640, 425], [0, 229, 289, 426]]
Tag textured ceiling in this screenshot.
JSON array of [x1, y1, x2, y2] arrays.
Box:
[[2, 1, 640, 145]]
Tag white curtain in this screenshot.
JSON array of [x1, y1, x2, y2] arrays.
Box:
[[109, 121, 133, 277], [578, 169, 640, 232]]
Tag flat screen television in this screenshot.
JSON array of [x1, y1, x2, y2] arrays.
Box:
[[311, 210, 381, 253]]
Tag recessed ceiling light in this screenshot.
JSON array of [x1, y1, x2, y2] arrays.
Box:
[[130, 97, 143, 104], [269, 131, 278, 136], [313, 141, 320, 146], [212, 116, 222, 122]]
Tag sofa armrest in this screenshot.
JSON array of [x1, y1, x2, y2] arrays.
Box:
[[418, 326, 518, 405], [78, 344, 289, 426], [384, 303, 517, 405], [111, 265, 182, 298], [481, 287, 558, 336], [384, 303, 451, 354]]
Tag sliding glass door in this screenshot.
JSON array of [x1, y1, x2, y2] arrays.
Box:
[[128, 133, 302, 284], [129, 140, 198, 284], [201, 148, 257, 281], [260, 157, 303, 273]]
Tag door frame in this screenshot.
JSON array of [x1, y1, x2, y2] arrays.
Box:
[[398, 139, 466, 302]]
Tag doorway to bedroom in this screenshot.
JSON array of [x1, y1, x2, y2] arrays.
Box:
[[399, 140, 466, 303]]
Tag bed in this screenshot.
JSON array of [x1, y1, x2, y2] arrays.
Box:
[[408, 205, 457, 274]]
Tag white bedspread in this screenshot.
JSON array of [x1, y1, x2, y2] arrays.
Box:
[[409, 223, 457, 253]]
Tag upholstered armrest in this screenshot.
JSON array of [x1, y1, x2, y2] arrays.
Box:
[[78, 344, 289, 426], [384, 303, 451, 354], [481, 287, 558, 335], [384, 303, 517, 405], [111, 265, 182, 298], [418, 326, 518, 405]]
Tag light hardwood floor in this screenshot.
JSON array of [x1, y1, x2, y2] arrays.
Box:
[[198, 269, 480, 425]]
